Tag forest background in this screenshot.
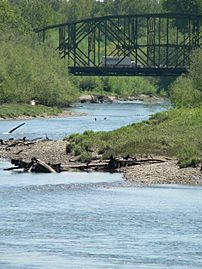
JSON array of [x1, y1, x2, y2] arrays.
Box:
[[0, 0, 201, 108]]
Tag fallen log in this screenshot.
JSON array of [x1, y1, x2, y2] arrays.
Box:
[[11, 158, 30, 169], [6, 141, 22, 149], [4, 166, 24, 171], [31, 137, 43, 141], [5, 140, 37, 149], [6, 156, 167, 174], [61, 161, 108, 172], [8, 123, 25, 133], [10, 158, 57, 173], [28, 158, 57, 173]]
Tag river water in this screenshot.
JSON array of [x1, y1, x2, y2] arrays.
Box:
[[0, 102, 202, 269]]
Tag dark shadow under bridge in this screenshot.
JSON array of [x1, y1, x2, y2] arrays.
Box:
[[35, 13, 202, 76]]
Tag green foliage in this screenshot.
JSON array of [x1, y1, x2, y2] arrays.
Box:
[[108, 77, 156, 96], [0, 0, 29, 34], [171, 76, 201, 108], [75, 77, 102, 92], [0, 36, 79, 106], [9, 0, 58, 29], [190, 49, 202, 91], [171, 49, 202, 108], [0, 103, 61, 118], [60, 0, 94, 22], [75, 76, 156, 96], [77, 151, 92, 163], [97, 0, 162, 16], [0, 0, 80, 109], [0, 0, 201, 112], [65, 107, 202, 167], [162, 0, 202, 14]]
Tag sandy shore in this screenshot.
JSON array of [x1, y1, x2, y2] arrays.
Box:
[[0, 140, 201, 185]]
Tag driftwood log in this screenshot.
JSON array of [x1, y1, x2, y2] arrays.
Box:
[[2, 137, 168, 173], [8, 123, 25, 134], [4, 155, 167, 174], [4, 158, 58, 173]]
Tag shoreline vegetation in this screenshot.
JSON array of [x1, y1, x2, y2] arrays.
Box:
[[64, 107, 202, 169], [79, 93, 166, 104], [0, 103, 85, 120], [0, 139, 201, 185], [0, 94, 165, 120], [0, 104, 62, 119]]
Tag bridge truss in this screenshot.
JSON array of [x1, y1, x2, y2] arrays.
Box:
[[35, 13, 202, 76]]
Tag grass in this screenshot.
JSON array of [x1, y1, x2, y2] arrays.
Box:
[[65, 107, 202, 167], [0, 103, 62, 118]]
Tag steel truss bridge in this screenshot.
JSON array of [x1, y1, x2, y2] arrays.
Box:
[[35, 13, 202, 76]]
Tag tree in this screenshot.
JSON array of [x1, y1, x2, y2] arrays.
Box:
[[162, 0, 202, 14], [190, 49, 202, 91], [98, 0, 161, 16], [60, 0, 94, 22], [171, 49, 202, 108], [9, 0, 58, 29]]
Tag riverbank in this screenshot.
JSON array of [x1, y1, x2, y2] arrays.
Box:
[[0, 139, 201, 185], [0, 104, 201, 185], [0, 103, 84, 120], [121, 160, 202, 185], [79, 94, 165, 104], [65, 107, 202, 168]]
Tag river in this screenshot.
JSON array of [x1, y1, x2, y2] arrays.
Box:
[[0, 101, 202, 269]]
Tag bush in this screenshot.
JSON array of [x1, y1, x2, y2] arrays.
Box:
[[77, 152, 92, 163], [171, 76, 201, 108], [0, 36, 79, 107], [170, 49, 202, 108], [74, 75, 157, 97], [76, 77, 101, 92]]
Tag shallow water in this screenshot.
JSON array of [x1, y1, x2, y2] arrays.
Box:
[[0, 102, 201, 269], [0, 101, 168, 140]]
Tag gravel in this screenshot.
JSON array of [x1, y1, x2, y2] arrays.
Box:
[[121, 160, 202, 185], [1, 140, 201, 185]]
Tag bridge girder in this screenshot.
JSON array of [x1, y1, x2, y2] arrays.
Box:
[[35, 13, 202, 76]]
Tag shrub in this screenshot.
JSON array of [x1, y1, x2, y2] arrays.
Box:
[[171, 76, 201, 108], [170, 49, 202, 108], [77, 152, 92, 163], [0, 36, 79, 106]]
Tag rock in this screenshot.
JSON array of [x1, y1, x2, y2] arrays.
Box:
[[79, 95, 113, 104]]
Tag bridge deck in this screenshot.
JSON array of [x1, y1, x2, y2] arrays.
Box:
[[68, 66, 188, 76]]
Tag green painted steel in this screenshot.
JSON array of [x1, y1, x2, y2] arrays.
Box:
[[35, 13, 202, 76]]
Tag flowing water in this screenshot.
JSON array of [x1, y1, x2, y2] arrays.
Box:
[[0, 102, 201, 269], [0, 101, 168, 140]]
